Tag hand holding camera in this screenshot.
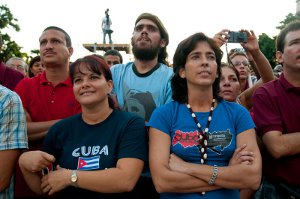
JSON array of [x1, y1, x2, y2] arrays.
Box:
[[239, 30, 259, 53], [213, 29, 248, 47], [213, 29, 229, 47], [228, 31, 248, 43], [213, 29, 259, 54]]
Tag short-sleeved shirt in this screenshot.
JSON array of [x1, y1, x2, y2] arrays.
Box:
[[0, 85, 28, 199], [0, 61, 24, 91], [102, 16, 112, 31], [111, 62, 173, 121], [253, 74, 300, 186], [15, 71, 81, 125], [148, 100, 255, 199], [14, 71, 81, 197], [42, 110, 147, 199]]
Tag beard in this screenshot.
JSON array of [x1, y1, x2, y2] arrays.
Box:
[[132, 42, 161, 61]]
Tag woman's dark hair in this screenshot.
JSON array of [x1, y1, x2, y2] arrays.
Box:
[[28, 55, 41, 78], [220, 62, 240, 82], [172, 32, 223, 103], [69, 55, 115, 109]]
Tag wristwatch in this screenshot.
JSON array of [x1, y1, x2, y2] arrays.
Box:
[[71, 170, 78, 187]]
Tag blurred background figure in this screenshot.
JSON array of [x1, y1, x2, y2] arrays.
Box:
[[228, 49, 256, 91], [102, 8, 113, 44], [6, 57, 28, 77], [273, 64, 283, 78], [104, 49, 123, 68], [0, 33, 24, 90], [28, 55, 44, 78]]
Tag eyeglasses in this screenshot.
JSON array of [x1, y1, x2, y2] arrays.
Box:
[[232, 60, 249, 67]]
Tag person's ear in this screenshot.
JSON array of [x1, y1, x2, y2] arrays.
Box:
[[107, 80, 113, 94], [276, 51, 283, 64], [68, 47, 74, 56], [179, 67, 186, 78], [160, 39, 166, 48]]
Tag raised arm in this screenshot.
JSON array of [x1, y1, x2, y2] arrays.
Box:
[[237, 30, 275, 110], [149, 127, 219, 193], [246, 52, 260, 79], [241, 30, 274, 83], [212, 29, 229, 47]]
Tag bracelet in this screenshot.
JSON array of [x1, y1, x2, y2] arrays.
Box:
[[208, 165, 218, 185]]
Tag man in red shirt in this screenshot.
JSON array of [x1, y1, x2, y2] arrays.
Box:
[[253, 20, 300, 198], [14, 26, 81, 198]]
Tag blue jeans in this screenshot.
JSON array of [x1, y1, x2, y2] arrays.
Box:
[[103, 29, 112, 44]]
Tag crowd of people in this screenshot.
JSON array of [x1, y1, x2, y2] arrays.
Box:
[[0, 11, 299, 199]]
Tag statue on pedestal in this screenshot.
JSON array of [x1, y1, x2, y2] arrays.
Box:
[[102, 8, 113, 44]]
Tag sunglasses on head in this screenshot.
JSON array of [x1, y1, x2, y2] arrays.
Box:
[[233, 48, 245, 53]]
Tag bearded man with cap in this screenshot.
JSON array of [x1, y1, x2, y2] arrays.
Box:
[[110, 13, 173, 198]]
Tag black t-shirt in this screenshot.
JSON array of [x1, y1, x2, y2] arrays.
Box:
[[42, 110, 147, 199]]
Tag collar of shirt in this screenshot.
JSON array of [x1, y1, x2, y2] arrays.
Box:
[[39, 71, 72, 87], [279, 74, 300, 95]]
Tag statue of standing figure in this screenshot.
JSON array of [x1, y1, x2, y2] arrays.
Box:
[[102, 8, 113, 44]]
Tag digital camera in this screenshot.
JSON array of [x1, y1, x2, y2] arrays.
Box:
[[228, 31, 247, 43]]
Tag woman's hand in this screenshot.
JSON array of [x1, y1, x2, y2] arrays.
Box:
[[168, 153, 188, 173], [19, 150, 55, 173], [41, 165, 72, 195], [229, 144, 254, 166], [213, 29, 229, 47], [240, 30, 259, 53]]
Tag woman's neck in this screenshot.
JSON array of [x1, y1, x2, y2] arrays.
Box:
[[187, 86, 214, 112], [82, 103, 113, 125]]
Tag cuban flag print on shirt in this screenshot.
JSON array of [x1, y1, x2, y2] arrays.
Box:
[[77, 156, 100, 170]]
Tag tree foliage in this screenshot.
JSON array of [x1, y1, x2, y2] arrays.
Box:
[[0, 4, 28, 62], [276, 13, 300, 30], [30, 49, 40, 57], [258, 34, 277, 67]]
